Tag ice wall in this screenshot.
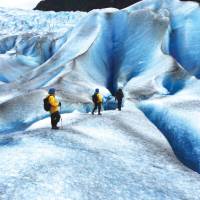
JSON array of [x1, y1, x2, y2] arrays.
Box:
[[126, 0, 200, 77]]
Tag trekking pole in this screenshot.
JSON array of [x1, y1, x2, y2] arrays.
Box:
[[60, 105, 63, 129]]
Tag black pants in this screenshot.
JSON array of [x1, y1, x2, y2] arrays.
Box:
[[92, 103, 101, 114], [51, 111, 61, 128], [117, 100, 122, 111]]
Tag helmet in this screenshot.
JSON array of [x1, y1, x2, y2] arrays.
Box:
[[48, 88, 56, 94], [95, 88, 99, 93]]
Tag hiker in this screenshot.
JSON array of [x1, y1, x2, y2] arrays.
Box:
[[46, 88, 61, 129], [92, 88, 103, 115], [115, 88, 124, 111]]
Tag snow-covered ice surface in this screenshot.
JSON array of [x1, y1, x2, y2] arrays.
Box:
[[1, 108, 200, 200], [1, 0, 200, 198]]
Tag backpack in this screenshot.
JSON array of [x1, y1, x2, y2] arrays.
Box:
[[116, 91, 124, 100], [43, 96, 51, 111], [92, 93, 98, 103]]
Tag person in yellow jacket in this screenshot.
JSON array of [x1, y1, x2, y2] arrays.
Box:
[[92, 88, 103, 115], [48, 88, 61, 129]]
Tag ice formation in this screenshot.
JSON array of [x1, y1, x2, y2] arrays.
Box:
[[0, 0, 200, 199]]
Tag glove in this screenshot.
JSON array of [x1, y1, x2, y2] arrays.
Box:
[[59, 102, 61, 106]]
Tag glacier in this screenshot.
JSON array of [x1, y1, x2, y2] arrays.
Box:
[[1, 109, 200, 200], [1, 0, 200, 199]]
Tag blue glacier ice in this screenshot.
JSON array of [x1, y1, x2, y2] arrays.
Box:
[[1, 110, 200, 200], [1, 0, 200, 199]]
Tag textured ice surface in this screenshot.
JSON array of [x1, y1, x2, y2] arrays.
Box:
[[139, 84, 200, 172], [1, 0, 200, 198], [1, 109, 200, 200], [126, 0, 200, 77]]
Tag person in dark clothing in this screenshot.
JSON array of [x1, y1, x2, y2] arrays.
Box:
[[115, 88, 124, 111], [92, 88, 103, 115], [48, 88, 61, 129]]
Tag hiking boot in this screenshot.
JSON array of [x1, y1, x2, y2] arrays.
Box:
[[98, 113, 102, 115], [52, 126, 60, 130]]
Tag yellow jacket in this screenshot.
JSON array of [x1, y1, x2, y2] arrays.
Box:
[[97, 93, 103, 103], [48, 95, 59, 113]]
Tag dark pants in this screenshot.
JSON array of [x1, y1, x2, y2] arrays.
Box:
[[92, 103, 101, 114], [117, 100, 122, 111], [51, 111, 61, 128]]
